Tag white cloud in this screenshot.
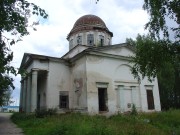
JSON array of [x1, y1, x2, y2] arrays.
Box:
[[10, 0, 148, 105]]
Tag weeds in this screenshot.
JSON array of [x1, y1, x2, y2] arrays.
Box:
[[35, 108, 57, 118], [11, 110, 180, 135]]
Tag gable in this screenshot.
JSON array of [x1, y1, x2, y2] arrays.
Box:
[[62, 45, 88, 59], [98, 46, 135, 57]]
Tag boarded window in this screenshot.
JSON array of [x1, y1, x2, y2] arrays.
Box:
[[87, 34, 94, 46], [59, 91, 69, 109], [146, 90, 155, 110], [77, 36, 82, 45]]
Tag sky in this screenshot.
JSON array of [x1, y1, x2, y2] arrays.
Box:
[[9, 0, 149, 106]]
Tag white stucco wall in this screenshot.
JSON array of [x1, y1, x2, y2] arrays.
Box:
[[86, 52, 161, 115], [140, 77, 161, 112], [63, 45, 88, 59], [46, 60, 71, 109], [100, 46, 135, 57], [70, 57, 87, 110], [86, 55, 118, 114]]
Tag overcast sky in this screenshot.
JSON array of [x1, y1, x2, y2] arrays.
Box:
[[10, 0, 149, 105]]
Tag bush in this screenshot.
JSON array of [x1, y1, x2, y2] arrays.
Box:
[[35, 108, 57, 118], [131, 104, 138, 116]]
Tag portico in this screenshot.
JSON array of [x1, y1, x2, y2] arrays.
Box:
[[20, 69, 48, 112]]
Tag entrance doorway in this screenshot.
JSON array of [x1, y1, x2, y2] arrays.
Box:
[[98, 88, 108, 112], [37, 94, 40, 110]]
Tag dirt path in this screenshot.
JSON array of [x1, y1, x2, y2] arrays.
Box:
[[0, 113, 24, 135]]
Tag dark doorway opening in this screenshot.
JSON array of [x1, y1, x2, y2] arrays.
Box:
[[147, 90, 155, 110], [98, 88, 108, 112], [37, 94, 40, 110]]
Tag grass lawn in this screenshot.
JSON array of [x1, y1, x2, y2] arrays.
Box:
[[11, 109, 180, 135]]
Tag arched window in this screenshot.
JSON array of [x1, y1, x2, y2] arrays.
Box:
[[87, 34, 94, 46], [77, 36, 82, 45], [99, 35, 104, 46]]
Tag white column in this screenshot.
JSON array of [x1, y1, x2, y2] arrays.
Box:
[[19, 80, 24, 112], [119, 85, 124, 112], [26, 76, 31, 112], [31, 70, 38, 112], [22, 79, 27, 112]]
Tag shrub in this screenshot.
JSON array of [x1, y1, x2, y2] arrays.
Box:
[[131, 104, 138, 116], [35, 108, 57, 118]]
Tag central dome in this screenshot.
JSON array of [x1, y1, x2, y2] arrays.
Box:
[[67, 14, 113, 39], [74, 14, 106, 29]]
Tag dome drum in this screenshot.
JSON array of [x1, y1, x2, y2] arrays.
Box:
[[67, 14, 113, 50], [67, 26, 113, 40]]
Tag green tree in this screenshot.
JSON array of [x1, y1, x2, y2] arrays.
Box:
[[128, 0, 180, 109], [125, 0, 180, 83], [0, 0, 48, 106], [2, 87, 13, 106], [127, 35, 178, 81], [143, 0, 179, 41], [127, 35, 180, 109]]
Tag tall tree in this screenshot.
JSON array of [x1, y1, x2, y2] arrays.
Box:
[[127, 35, 180, 109], [127, 0, 179, 109], [126, 0, 180, 81], [127, 35, 177, 81], [143, 0, 179, 41], [0, 0, 48, 106]]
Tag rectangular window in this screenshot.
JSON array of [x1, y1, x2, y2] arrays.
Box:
[[77, 36, 82, 45], [87, 34, 94, 46], [146, 90, 155, 110], [59, 91, 69, 109], [99, 35, 104, 46]]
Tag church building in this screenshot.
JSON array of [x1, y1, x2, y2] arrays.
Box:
[[19, 15, 161, 115]]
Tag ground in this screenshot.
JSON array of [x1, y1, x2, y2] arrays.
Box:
[[0, 113, 24, 135]]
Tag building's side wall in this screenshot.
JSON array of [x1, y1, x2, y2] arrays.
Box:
[[70, 57, 87, 111], [86, 54, 161, 115], [46, 61, 71, 109], [100, 46, 135, 57], [140, 77, 161, 112], [86, 55, 118, 115]]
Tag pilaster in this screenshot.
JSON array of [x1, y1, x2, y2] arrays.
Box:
[[119, 85, 124, 112]]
